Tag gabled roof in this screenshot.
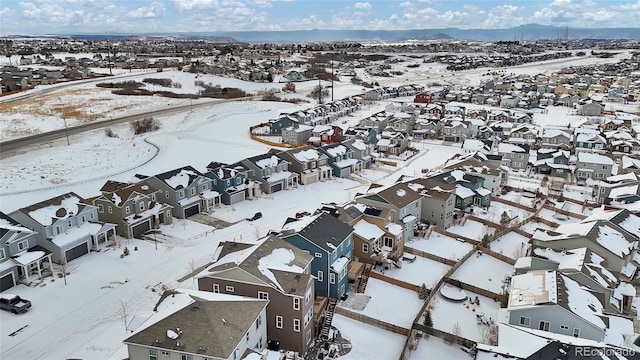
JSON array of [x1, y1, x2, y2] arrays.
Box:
[[0, 212, 35, 237], [374, 182, 422, 209], [97, 181, 157, 206], [297, 213, 354, 252], [16, 192, 88, 226], [123, 289, 267, 359], [154, 166, 204, 190]]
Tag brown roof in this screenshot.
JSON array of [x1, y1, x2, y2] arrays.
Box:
[[124, 291, 267, 359], [409, 178, 456, 200], [376, 182, 422, 208]]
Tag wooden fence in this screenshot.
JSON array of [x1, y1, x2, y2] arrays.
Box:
[[334, 306, 410, 336], [432, 228, 479, 246], [404, 246, 457, 266], [369, 271, 420, 292], [542, 203, 587, 220]]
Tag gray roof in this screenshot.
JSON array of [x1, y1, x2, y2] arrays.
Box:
[[298, 213, 354, 252], [124, 292, 267, 359]]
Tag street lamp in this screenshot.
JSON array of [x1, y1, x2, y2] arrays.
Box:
[[63, 117, 70, 146]]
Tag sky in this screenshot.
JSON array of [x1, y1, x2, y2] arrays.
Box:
[[0, 0, 638, 35]]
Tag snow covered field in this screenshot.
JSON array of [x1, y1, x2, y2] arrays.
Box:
[[406, 233, 474, 261], [490, 231, 530, 260], [447, 220, 495, 241], [331, 314, 407, 360], [450, 251, 514, 294], [407, 335, 469, 359]]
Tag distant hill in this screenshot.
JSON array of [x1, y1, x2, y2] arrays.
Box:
[[6, 24, 640, 43]]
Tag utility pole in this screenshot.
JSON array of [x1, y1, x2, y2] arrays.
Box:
[[331, 54, 334, 102]]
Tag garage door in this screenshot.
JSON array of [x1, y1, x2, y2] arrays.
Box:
[[184, 204, 200, 218], [0, 273, 15, 292], [271, 183, 283, 193], [230, 192, 245, 204], [65, 243, 89, 262], [132, 220, 151, 238]]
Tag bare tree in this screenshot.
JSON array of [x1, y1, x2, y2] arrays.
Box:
[[119, 300, 129, 331], [59, 258, 69, 285], [187, 258, 198, 283], [449, 322, 462, 344]]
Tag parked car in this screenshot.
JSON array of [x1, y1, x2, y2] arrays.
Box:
[[247, 212, 262, 221], [0, 294, 32, 314]]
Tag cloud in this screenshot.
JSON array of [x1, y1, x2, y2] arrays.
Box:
[[127, 2, 165, 19], [353, 2, 372, 11]]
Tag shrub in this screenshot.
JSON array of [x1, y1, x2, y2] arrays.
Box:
[[130, 116, 160, 135], [418, 283, 429, 300], [423, 310, 433, 327], [104, 128, 119, 138], [143, 78, 173, 87], [262, 94, 281, 102]]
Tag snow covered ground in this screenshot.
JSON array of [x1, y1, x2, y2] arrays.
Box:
[[407, 334, 469, 359], [447, 220, 495, 241], [489, 231, 530, 260], [331, 314, 407, 360], [450, 251, 514, 294], [376, 255, 452, 288], [338, 278, 424, 329], [406, 233, 474, 261]]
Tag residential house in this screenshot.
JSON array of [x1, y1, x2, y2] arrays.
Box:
[[270, 115, 299, 134], [197, 235, 315, 353], [376, 131, 410, 156], [540, 129, 572, 149], [9, 192, 116, 263], [414, 92, 433, 104], [93, 181, 173, 239], [145, 166, 220, 218], [124, 289, 268, 360], [0, 212, 52, 290], [440, 118, 468, 142], [407, 179, 456, 229], [350, 207, 404, 266], [277, 146, 332, 185], [497, 143, 530, 171], [281, 124, 313, 146], [241, 153, 299, 194], [442, 155, 504, 196], [532, 149, 570, 178], [577, 102, 604, 116], [575, 133, 607, 152], [575, 152, 614, 181], [308, 125, 343, 146], [342, 138, 374, 169], [355, 182, 422, 242], [319, 143, 362, 178], [280, 213, 354, 299], [205, 162, 261, 205]]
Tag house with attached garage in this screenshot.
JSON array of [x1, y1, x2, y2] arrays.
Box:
[[279, 213, 354, 300], [0, 212, 52, 291], [196, 235, 315, 353], [241, 153, 299, 194], [532, 149, 570, 178], [319, 143, 362, 178], [575, 133, 607, 152], [205, 162, 261, 205], [281, 124, 313, 146], [276, 146, 332, 186], [9, 192, 116, 263], [92, 180, 173, 239], [506, 269, 633, 342], [144, 166, 220, 218], [123, 289, 268, 360], [497, 143, 530, 171]]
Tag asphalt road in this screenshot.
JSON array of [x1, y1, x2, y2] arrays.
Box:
[[0, 96, 253, 155]]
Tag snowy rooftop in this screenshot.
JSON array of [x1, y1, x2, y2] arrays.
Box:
[[353, 219, 384, 241], [509, 270, 558, 307], [25, 193, 83, 226]]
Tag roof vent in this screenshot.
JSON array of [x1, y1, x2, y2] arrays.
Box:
[[176, 341, 185, 348], [222, 318, 227, 325], [198, 345, 208, 353]]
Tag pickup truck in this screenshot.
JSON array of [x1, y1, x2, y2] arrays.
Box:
[[0, 294, 32, 314]]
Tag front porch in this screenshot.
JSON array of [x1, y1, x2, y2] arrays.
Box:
[[200, 190, 222, 213], [12, 246, 53, 284]]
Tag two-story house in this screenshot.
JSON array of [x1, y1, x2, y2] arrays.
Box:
[[241, 153, 299, 194], [124, 289, 268, 360], [575, 152, 614, 181], [205, 162, 261, 205], [280, 213, 354, 299], [197, 235, 315, 353], [9, 192, 116, 263], [145, 166, 220, 218], [0, 212, 52, 290], [532, 149, 570, 178], [93, 180, 173, 239], [282, 124, 313, 146], [319, 143, 362, 178], [575, 133, 607, 152], [277, 146, 331, 185], [407, 179, 456, 229], [343, 138, 374, 169], [497, 143, 530, 171]]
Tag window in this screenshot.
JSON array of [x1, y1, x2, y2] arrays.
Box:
[[330, 273, 336, 284], [236, 178, 242, 185], [275, 315, 283, 329], [213, 284, 219, 293], [125, 206, 130, 214], [81, 216, 85, 223], [0, 248, 5, 260], [256, 314, 262, 329], [67, 220, 72, 227], [151, 193, 156, 201], [258, 291, 269, 300], [317, 271, 323, 282], [226, 285, 234, 293], [18, 240, 28, 251], [305, 288, 312, 304], [90, 213, 94, 219], [560, 325, 569, 330], [139, 202, 145, 211], [190, 187, 196, 196], [181, 355, 193, 360], [98, 204, 104, 213], [160, 351, 170, 356], [293, 297, 300, 310], [293, 319, 301, 332], [246, 332, 250, 342], [202, 183, 208, 190], [149, 349, 158, 360], [178, 190, 184, 198], [539, 321, 550, 331], [573, 328, 580, 337], [108, 206, 113, 214], [165, 191, 169, 199], [384, 237, 393, 247], [315, 252, 323, 258], [519, 316, 531, 327], [362, 243, 369, 253]]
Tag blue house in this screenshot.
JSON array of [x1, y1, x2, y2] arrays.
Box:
[[205, 161, 261, 205], [281, 213, 354, 299], [269, 115, 299, 135]]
